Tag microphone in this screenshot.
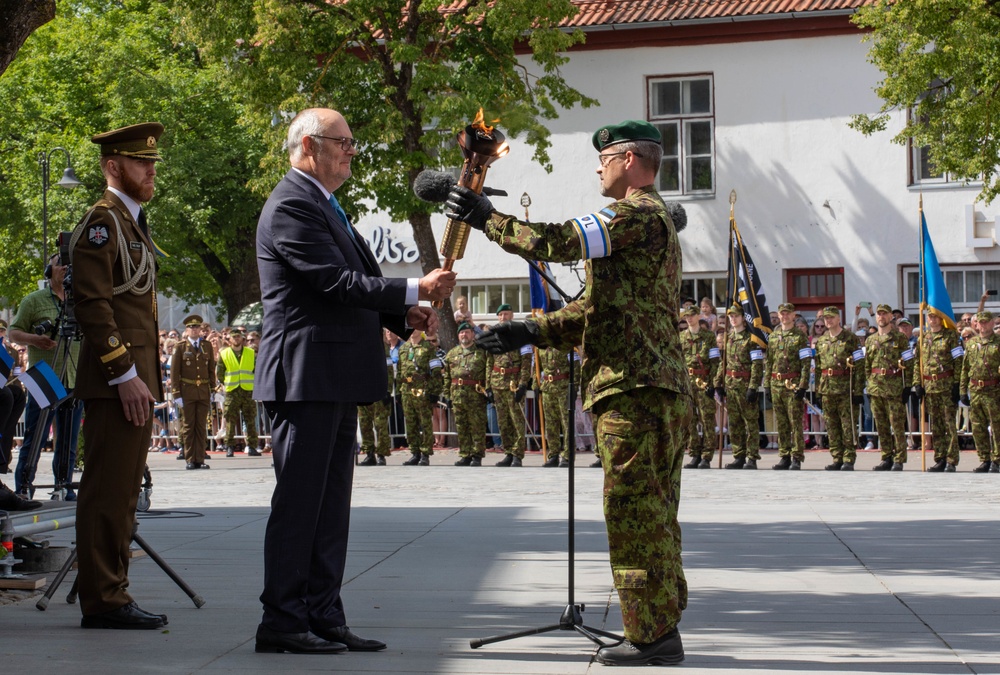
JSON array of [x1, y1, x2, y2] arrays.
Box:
[[666, 201, 687, 232], [413, 169, 507, 203]]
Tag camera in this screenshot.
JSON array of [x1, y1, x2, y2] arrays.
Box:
[[34, 319, 56, 338]]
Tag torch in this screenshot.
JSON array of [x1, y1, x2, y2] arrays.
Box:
[[433, 110, 509, 308]]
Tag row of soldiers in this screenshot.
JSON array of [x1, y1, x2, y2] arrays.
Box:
[[681, 302, 1000, 472], [358, 304, 583, 467]]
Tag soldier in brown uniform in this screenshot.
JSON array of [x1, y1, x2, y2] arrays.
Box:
[[488, 304, 533, 467], [70, 122, 167, 629], [171, 314, 217, 469]]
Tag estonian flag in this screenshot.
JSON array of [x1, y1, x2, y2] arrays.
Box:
[[726, 215, 773, 347], [528, 262, 562, 313], [919, 212, 956, 329], [19, 361, 69, 409]]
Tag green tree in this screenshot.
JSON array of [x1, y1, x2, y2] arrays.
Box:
[[182, 0, 595, 344], [0, 0, 265, 320], [851, 0, 1000, 203]]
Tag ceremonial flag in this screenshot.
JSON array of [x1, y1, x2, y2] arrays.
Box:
[[726, 214, 773, 347], [528, 262, 562, 313], [0, 338, 13, 381], [18, 361, 68, 409], [919, 211, 956, 329]]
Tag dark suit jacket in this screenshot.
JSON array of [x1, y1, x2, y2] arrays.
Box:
[[255, 169, 411, 404]]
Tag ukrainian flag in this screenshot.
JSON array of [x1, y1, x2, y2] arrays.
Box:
[[919, 212, 956, 329]]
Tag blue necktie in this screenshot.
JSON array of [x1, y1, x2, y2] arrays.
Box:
[[328, 193, 356, 242]]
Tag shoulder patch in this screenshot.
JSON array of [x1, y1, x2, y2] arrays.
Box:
[[108, 336, 120, 348], [88, 224, 110, 247]]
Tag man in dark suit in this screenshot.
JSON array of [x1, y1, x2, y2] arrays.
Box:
[[254, 108, 455, 654]]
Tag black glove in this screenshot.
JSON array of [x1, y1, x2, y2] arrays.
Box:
[[715, 386, 727, 400], [425, 392, 438, 404], [794, 388, 808, 401], [852, 395, 864, 406], [961, 393, 971, 406], [475, 321, 542, 354], [485, 389, 495, 404], [382, 394, 393, 406], [901, 387, 911, 405], [913, 385, 926, 401], [445, 185, 494, 231], [951, 383, 961, 404], [745, 388, 759, 404], [514, 384, 528, 403]]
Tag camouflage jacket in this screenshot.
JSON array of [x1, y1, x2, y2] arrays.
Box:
[[487, 341, 533, 391], [864, 329, 914, 397], [911, 328, 963, 393], [715, 329, 764, 390], [762, 325, 810, 391], [680, 328, 720, 393], [442, 344, 488, 400], [814, 329, 864, 395], [484, 185, 688, 409], [537, 346, 580, 393], [960, 333, 1000, 394], [397, 340, 443, 395]]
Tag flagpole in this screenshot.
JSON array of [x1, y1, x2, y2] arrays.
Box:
[[918, 193, 927, 472], [718, 192, 738, 467]]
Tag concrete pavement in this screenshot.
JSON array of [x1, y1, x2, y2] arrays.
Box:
[[2, 447, 998, 674]]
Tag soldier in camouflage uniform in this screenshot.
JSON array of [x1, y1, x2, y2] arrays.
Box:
[[450, 120, 692, 666], [912, 311, 963, 471], [763, 303, 811, 470], [397, 331, 443, 466], [865, 305, 915, 471], [959, 311, 1000, 472], [488, 304, 533, 467], [814, 307, 865, 470], [538, 346, 578, 467], [443, 322, 489, 466], [358, 330, 395, 465], [715, 305, 764, 469], [679, 306, 720, 468]]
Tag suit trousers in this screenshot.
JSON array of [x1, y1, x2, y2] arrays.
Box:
[[260, 400, 357, 633], [76, 398, 152, 614], [181, 399, 209, 463]]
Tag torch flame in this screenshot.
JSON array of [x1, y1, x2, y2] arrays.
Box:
[[471, 107, 499, 136]]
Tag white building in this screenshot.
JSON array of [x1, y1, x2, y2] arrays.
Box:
[[358, 1, 1000, 326]]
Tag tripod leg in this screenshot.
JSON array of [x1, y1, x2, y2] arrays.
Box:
[[470, 623, 565, 649], [36, 546, 78, 610], [574, 623, 625, 647], [131, 532, 206, 608]]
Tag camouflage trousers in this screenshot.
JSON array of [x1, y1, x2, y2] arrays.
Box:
[[969, 389, 1000, 462], [770, 387, 804, 461], [594, 386, 692, 644], [358, 398, 391, 456], [724, 381, 759, 460], [453, 387, 486, 458], [824, 392, 857, 463], [686, 387, 716, 460], [870, 394, 907, 463], [541, 385, 571, 461], [493, 386, 526, 458], [924, 392, 959, 463], [401, 389, 434, 456], [223, 387, 259, 449]]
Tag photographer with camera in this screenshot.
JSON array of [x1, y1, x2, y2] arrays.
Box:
[[8, 252, 82, 500]]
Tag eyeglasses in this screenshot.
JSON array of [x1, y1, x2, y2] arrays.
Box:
[[310, 135, 361, 152], [598, 150, 642, 167]]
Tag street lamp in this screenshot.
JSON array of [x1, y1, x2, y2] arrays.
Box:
[[38, 147, 84, 266]]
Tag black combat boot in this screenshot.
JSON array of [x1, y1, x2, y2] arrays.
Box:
[[376, 455, 387, 466], [511, 456, 522, 467], [772, 455, 791, 470], [790, 458, 802, 470], [454, 455, 472, 466], [872, 459, 892, 471], [683, 457, 701, 469], [542, 456, 559, 468], [697, 458, 711, 469], [744, 459, 757, 470], [470, 456, 482, 467], [927, 458, 946, 472], [825, 460, 843, 471], [418, 453, 430, 466], [891, 462, 903, 471], [402, 452, 420, 466], [973, 460, 992, 473], [725, 457, 745, 470], [359, 452, 377, 466], [840, 462, 854, 471], [944, 462, 957, 472], [595, 627, 684, 667], [495, 454, 514, 467]]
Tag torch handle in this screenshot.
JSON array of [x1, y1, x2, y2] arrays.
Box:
[[431, 258, 457, 309]]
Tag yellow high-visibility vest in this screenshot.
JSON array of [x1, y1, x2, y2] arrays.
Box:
[[220, 347, 255, 392]]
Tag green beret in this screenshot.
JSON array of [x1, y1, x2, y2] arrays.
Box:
[[92, 122, 164, 161], [592, 120, 662, 151], [681, 306, 698, 317], [976, 310, 995, 322], [876, 304, 893, 314], [495, 303, 512, 315], [726, 305, 742, 316], [777, 303, 795, 313], [457, 322, 473, 333], [821, 306, 841, 318]]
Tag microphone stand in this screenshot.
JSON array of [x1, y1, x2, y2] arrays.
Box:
[[471, 260, 624, 651]]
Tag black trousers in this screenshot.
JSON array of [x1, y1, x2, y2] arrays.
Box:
[[260, 400, 357, 633], [0, 384, 26, 473]]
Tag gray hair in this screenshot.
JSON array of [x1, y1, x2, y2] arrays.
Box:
[[287, 109, 325, 162], [616, 140, 663, 176]]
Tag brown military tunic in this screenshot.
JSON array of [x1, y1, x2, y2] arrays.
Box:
[[71, 189, 163, 615], [171, 339, 217, 464]]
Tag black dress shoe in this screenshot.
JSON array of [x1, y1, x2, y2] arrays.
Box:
[[312, 625, 386, 652], [176, 452, 186, 460], [225, 448, 235, 458], [0, 483, 42, 511], [247, 448, 262, 457], [595, 627, 684, 666], [186, 462, 197, 470], [454, 456, 472, 466], [199, 463, 210, 469], [254, 625, 347, 654], [495, 453, 514, 467], [542, 456, 559, 468], [81, 601, 167, 630]]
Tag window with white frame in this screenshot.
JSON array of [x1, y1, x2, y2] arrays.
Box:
[[901, 264, 1000, 319], [907, 106, 980, 188], [458, 281, 532, 317], [680, 273, 728, 310], [647, 75, 715, 196]]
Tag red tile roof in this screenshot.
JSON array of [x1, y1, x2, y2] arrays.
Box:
[[564, 0, 873, 28]]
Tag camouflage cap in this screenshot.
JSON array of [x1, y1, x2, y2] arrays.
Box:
[[91, 122, 164, 161], [821, 306, 841, 318], [495, 303, 512, 315], [680, 306, 699, 317], [592, 120, 662, 151], [976, 310, 995, 322], [777, 302, 795, 313], [897, 317, 912, 326], [875, 304, 893, 314], [229, 326, 246, 337], [726, 304, 742, 316], [183, 314, 204, 327], [457, 321, 473, 333]]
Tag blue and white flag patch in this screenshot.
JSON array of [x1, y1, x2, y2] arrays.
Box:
[[750, 349, 764, 361], [951, 346, 965, 359], [571, 207, 614, 260], [901, 348, 914, 362], [519, 345, 534, 356], [429, 358, 443, 370], [798, 347, 815, 360], [852, 348, 866, 362], [708, 347, 721, 360]]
